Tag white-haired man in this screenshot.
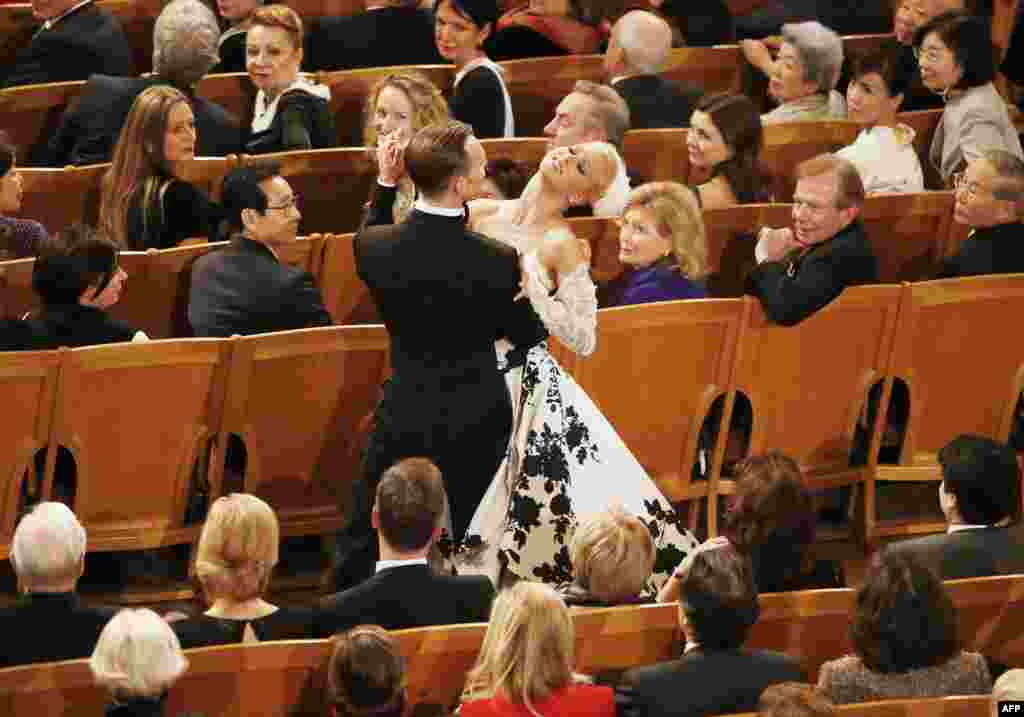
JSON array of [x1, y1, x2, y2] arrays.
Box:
[[605, 10, 703, 130], [0, 502, 115, 668]]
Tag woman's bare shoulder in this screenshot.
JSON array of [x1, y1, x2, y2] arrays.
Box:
[[467, 198, 505, 230]]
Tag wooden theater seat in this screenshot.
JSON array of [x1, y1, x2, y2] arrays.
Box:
[[0, 255, 36, 320], [700, 203, 794, 297], [0, 79, 85, 156], [395, 622, 488, 711], [566, 217, 624, 284], [18, 164, 106, 235], [858, 191, 957, 282], [318, 233, 378, 325], [730, 696, 992, 717], [573, 602, 681, 675], [946, 573, 1024, 670]]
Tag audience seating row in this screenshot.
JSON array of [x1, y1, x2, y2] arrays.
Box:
[[0, 573, 1020, 714]]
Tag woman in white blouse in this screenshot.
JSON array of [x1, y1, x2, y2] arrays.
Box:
[[837, 43, 925, 194]]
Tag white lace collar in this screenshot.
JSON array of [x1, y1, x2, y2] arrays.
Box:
[[251, 76, 331, 134]]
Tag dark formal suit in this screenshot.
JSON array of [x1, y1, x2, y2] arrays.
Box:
[[27, 304, 139, 348], [188, 236, 332, 337], [612, 75, 703, 130], [1, 1, 132, 88], [616, 648, 805, 717], [317, 563, 494, 636], [745, 221, 879, 326], [937, 222, 1024, 278], [886, 524, 1024, 580], [304, 7, 443, 71], [39, 75, 244, 167], [0, 592, 116, 668]]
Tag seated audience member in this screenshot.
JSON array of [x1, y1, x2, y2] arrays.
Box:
[[98, 86, 222, 250], [818, 551, 991, 704], [600, 181, 707, 307], [759, 683, 835, 716], [687, 93, 770, 209], [172, 494, 314, 648], [460, 582, 616, 717], [211, 0, 263, 72], [486, 0, 612, 61], [362, 71, 451, 226], [1, 0, 131, 88], [618, 542, 805, 717], [482, 159, 531, 199], [436, 0, 514, 139], [724, 452, 844, 592], [42, 0, 244, 167], [90, 608, 189, 717], [916, 12, 1023, 184], [742, 21, 846, 124], [316, 458, 495, 636], [305, 0, 442, 72], [650, 0, 733, 47], [0, 137, 47, 258], [560, 506, 656, 606], [245, 5, 336, 154], [745, 154, 878, 326], [187, 161, 332, 337], [544, 81, 632, 217], [939, 150, 1024, 277], [27, 226, 147, 348], [993, 670, 1024, 716], [0, 502, 115, 668], [605, 11, 703, 130], [327, 625, 406, 717], [887, 435, 1024, 579], [837, 43, 925, 194]]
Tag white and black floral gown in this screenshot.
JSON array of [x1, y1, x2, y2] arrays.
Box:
[[443, 225, 699, 595]]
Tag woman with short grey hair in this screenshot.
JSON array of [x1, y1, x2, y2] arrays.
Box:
[[152, 0, 221, 90]]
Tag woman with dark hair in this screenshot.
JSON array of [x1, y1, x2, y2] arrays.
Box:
[[724, 452, 843, 593], [914, 11, 1023, 183], [0, 138, 48, 259], [818, 550, 991, 704], [27, 225, 147, 347], [435, 0, 514, 138], [687, 93, 770, 209], [486, 0, 619, 61], [327, 625, 405, 717], [98, 85, 221, 250]]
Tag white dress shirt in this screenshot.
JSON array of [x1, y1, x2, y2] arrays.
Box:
[[836, 124, 924, 195]]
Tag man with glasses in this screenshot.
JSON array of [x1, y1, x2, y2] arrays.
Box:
[[745, 154, 878, 326], [939, 149, 1024, 277], [188, 160, 332, 337]]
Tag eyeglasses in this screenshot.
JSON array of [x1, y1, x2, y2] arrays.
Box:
[[913, 45, 949, 64], [792, 200, 831, 216], [266, 193, 299, 212]]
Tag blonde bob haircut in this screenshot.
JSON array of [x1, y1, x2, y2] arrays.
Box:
[[90, 608, 189, 699], [463, 582, 578, 716], [362, 71, 450, 149], [624, 181, 709, 279], [194, 493, 280, 603], [571, 506, 655, 603]]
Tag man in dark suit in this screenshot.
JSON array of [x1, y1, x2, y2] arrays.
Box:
[[304, 0, 443, 72], [1, 0, 132, 88], [318, 458, 494, 635], [616, 542, 804, 717], [335, 121, 543, 589], [746, 154, 879, 326], [887, 435, 1024, 580], [605, 11, 703, 130], [188, 160, 332, 337], [0, 502, 116, 668], [38, 0, 243, 167]]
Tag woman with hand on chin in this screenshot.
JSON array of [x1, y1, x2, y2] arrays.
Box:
[[245, 4, 335, 154]]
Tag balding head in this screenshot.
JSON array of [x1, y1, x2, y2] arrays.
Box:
[[12, 502, 87, 592], [605, 10, 673, 77]]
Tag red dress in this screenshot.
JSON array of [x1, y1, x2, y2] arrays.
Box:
[[460, 683, 616, 717]]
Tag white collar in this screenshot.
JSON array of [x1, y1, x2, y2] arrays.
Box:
[[948, 519, 1011, 534], [611, 75, 631, 85], [376, 557, 428, 572], [683, 640, 700, 653], [39, 0, 92, 31], [251, 76, 330, 134], [413, 196, 464, 217], [454, 56, 502, 85]]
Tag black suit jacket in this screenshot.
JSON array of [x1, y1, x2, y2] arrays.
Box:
[[616, 648, 805, 717], [1, 2, 132, 88], [316, 564, 495, 637], [27, 304, 138, 348], [0, 592, 116, 668], [612, 75, 703, 130], [39, 75, 244, 167], [937, 222, 1024, 279], [188, 236, 332, 337], [304, 7, 443, 71], [745, 221, 879, 326], [887, 524, 1024, 580]]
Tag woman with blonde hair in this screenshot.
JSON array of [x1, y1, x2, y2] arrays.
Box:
[[460, 582, 615, 717], [171, 493, 313, 648], [600, 181, 708, 307], [98, 85, 221, 250], [327, 625, 406, 717], [560, 506, 656, 606]]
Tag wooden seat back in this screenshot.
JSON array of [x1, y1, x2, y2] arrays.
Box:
[[946, 573, 1024, 670], [19, 164, 105, 236], [395, 622, 488, 712], [858, 192, 956, 283], [566, 217, 623, 284], [573, 602, 681, 675], [0, 256, 36, 320], [623, 128, 689, 184], [318, 233, 378, 325], [700, 203, 794, 297], [731, 696, 992, 717], [761, 121, 859, 201], [0, 80, 84, 156]]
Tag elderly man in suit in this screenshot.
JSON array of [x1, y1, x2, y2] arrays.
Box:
[[0, 502, 115, 668], [317, 458, 495, 634], [888, 435, 1024, 580], [188, 160, 332, 337], [39, 0, 243, 167], [1, 0, 132, 88], [605, 11, 702, 130]]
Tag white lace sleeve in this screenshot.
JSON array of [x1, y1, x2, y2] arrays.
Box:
[[521, 252, 597, 356]]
